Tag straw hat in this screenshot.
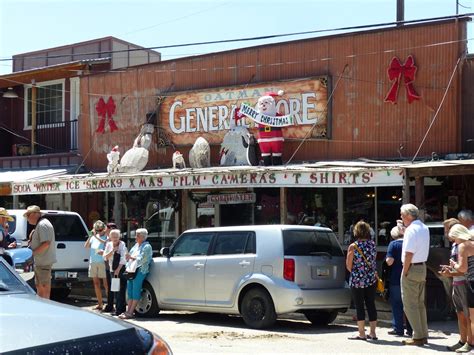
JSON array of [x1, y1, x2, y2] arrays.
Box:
[[23, 205, 42, 217], [0, 208, 14, 221], [449, 224, 474, 242]]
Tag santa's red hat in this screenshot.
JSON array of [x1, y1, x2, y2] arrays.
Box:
[[263, 90, 284, 99]]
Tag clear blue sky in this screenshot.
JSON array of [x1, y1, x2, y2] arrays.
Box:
[[0, 0, 472, 75]]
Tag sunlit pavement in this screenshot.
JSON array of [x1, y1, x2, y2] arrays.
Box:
[[62, 288, 459, 354]]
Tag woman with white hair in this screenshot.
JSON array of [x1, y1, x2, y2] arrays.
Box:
[[119, 228, 153, 319], [386, 222, 412, 337]]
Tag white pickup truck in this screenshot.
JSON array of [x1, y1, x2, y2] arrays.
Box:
[[7, 209, 90, 299]]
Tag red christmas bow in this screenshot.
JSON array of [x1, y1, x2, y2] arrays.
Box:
[[96, 96, 118, 133], [384, 55, 421, 104]]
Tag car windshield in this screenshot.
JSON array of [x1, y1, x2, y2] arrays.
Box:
[[0, 261, 29, 294]]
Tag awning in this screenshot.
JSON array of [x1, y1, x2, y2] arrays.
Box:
[[0, 169, 69, 196], [10, 162, 405, 195]]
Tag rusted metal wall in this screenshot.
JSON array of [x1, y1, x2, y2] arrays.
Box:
[[80, 19, 467, 171]]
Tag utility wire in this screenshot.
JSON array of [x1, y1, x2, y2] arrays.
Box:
[[285, 64, 349, 165], [411, 52, 465, 162], [1, 13, 472, 62]]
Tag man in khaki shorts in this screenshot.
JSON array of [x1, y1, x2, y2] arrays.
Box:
[[25, 205, 57, 299], [85, 220, 108, 310]]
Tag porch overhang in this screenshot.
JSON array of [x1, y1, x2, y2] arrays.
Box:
[[0, 58, 110, 89], [9, 161, 405, 196]]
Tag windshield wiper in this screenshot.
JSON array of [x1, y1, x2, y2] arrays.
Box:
[[0, 286, 11, 291]]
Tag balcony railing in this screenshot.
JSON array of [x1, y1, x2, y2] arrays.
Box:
[[33, 119, 78, 154]]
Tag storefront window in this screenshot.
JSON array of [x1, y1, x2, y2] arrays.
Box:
[[376, 187, 403, 246], [286, 188, 338, 233], [123, 190, 179, 254], [343, 188, 376, 245], [255, 188, 280, 224]]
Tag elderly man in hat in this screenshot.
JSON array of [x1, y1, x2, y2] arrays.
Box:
[[25, 205, 57, 299]]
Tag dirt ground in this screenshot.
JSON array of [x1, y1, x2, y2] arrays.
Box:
[[67, 294, 459, 355]]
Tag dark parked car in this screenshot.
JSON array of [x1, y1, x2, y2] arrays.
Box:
[[0, 257, 172, 354]]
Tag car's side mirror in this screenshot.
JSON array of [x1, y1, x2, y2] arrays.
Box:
[[160, 247, 170, 258]]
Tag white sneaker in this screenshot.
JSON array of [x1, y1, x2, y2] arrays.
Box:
[[456, 343, 472, 353]]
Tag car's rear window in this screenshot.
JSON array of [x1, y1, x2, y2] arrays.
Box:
[[283, 230, 344, 257], [44, 215, 88, 242]]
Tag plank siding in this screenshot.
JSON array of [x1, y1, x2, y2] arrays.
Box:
[[79, 20, 466, 170]]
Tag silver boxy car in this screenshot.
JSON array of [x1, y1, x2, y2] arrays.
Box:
[[136, 225, 351, 329]]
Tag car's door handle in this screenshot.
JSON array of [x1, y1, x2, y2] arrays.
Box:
[[239, 260, 251, 266], [194, 262, 204, 268], [57, 243, 66, 249]]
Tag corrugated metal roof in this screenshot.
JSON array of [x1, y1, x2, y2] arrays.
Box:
[[0, 168, 68, 183]]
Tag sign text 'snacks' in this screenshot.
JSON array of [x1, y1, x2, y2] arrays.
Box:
[[10, 169, 403, 195]]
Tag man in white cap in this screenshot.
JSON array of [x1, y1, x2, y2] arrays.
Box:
[[25, 205, 57, 299]]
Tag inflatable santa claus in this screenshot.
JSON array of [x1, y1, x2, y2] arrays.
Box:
[[256, 90, 284, 166]]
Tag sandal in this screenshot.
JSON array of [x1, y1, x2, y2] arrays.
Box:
[[118, 312, 133, 319], [93, 305, 103, 311], [367, 335, 378, 341], [348, 334, 366, 340]]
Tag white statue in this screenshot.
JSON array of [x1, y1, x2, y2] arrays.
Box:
[[189, 137, 210, 169], [106, 146, 121, 174], [172, 151, 186, 169], [120, 123, 154, 173]]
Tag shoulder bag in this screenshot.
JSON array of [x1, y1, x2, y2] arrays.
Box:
[[353, 243, 385, 294]]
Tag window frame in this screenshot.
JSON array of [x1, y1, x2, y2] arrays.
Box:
[[23, 78, 66, 130]]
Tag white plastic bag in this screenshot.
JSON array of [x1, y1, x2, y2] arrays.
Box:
[[111, 277, 120, 292]]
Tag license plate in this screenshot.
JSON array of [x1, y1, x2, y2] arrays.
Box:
[[55, 271, 78, 279], [55, 271, 67, 279], [311, 267, 330, 278]]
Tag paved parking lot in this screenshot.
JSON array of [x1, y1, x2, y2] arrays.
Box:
[[66, 293, 459, 354]]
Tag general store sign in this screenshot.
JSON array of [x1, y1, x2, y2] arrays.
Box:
[[11, 168, 403, 195], [161, 77, 329, 145]]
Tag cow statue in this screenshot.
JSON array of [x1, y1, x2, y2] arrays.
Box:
[[219, 109, 258, 166], [120, 123, 154, 173], [106, 145, 120, 174], [189, 137, 210, 169]]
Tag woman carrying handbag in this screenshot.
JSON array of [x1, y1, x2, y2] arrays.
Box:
[[346, 220, 378, 341], [103, 229, 127, 316]]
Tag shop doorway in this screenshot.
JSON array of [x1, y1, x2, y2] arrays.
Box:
[[220, 203, 253, 226]]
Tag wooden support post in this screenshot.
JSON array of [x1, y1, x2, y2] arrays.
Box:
[[402, 168, 410, 204], [280, 187, 287, 224], [31, 85, 37, 154], [415, 177, 425, 208], [180, 190, 188, 234]]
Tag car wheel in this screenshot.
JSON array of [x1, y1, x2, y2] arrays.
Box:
[[135, 282, 160, 317], [303, 310, 338, 326], [51, 287, 71, 300], [240, 288, 277, 329]]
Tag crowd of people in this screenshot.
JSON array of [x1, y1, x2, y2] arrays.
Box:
[[4, 202, 474, 346], [346, 205, 474, 350], [0, 205, 153, 320], [84, 218, 152, 319]]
